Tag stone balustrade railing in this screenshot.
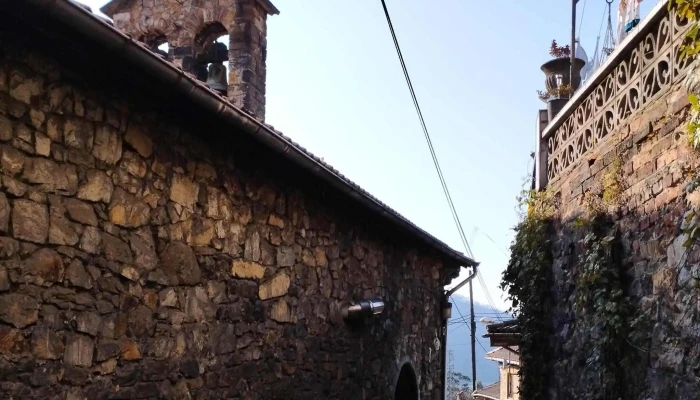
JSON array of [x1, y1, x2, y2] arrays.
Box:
[[536, 1, 691, 189]]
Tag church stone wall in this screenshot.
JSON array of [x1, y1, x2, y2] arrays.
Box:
[[0, 22, 451, 400]]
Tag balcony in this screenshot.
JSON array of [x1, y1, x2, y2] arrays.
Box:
[[535, 0, 692, 191]]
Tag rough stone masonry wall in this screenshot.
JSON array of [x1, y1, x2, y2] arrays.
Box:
[[546, 79, 700, 399], [0, 29, 448, 400]]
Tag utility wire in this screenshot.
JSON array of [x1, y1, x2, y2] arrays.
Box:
[[379, 0, 508, 326], [379, 0, 473, 260], [578, 0, 588, 37], [452, 298, 490, 354]]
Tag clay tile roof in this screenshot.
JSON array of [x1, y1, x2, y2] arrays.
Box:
[[486, 347, 520, 365], [26, 0, 478, 269], [485, 319, 520, 334], [472, 382, 501, 400]]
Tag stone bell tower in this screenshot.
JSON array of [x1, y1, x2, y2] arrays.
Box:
[[101, 0, 279, 121]]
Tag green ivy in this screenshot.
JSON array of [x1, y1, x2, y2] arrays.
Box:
[[501, 213, 553, 400], [573, 223, 630, 400], [670, 0, 700, 148]]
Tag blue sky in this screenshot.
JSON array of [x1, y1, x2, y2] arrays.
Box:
[[82, 0, 658, 311]]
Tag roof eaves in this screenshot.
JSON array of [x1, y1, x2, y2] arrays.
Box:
[[27, 0, 478, 269]]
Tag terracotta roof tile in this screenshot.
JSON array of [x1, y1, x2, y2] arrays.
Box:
[[472, 381, 500, 400]]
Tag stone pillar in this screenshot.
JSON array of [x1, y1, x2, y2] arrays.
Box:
[[228, 0, 271, 121]]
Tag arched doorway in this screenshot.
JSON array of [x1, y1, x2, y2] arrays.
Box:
[[394, 363, 419, 400]]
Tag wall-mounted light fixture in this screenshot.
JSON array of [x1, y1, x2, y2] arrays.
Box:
[[442, 301, 452, 320], [342, 298, 385, 321]]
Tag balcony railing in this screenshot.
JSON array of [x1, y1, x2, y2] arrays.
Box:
[[537, 1, 691, 189]]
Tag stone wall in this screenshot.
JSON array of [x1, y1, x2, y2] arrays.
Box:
[[0, 18, 452, 400], [545, 75, 700, 399]]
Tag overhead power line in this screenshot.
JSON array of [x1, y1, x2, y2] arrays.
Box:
[[378, 0, 473, 259], [378, 0, 505, 324]]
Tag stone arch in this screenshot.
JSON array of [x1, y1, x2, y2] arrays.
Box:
[[193, 21, 228, 56], [394, 361, 420, 400], [137, 31, 169, 54], [183, 6, 236, 52]]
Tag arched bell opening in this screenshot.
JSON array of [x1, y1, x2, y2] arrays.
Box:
[[139, 33, 169, 59], [193, 22, 229, 95]]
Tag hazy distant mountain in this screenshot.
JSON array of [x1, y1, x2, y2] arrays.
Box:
[[446, 295, 512, 386]]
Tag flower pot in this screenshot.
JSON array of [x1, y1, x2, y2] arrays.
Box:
[[541, 57, 586, 93], [547, 98, 569, 121]]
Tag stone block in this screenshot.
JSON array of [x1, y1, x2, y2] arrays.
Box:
[[259, 272, 290, 300], [205, 187, 234, 220], [120, 151, 147, 178], [108, 188, 150, 227], [12, 199, 48, 243], [63, 118, 94, 150], [276, 246, 295, 267], [66, 259, 93, 289], [79, 226, 102, 254], [34, 132, 51, 156], [232, 260, 265, 280], [92, 125, 122, 164], [159, 288, 178, 307], [0, 114, 12, 141], [23, 157, 78, 194], [0, 326, 28, 354], [9, 70, 43, 104], [64, 334, 94, 367], [77, 312, 102, 337], [158, 242, 201, 285], [0, 192, 9, 232], [1, 145, 25, 174], [31, 326, 64, 360], [129, 228, 158, 271], [124, 123, 153, 158], [64, 198, 98, 226], [120, 339, 141, 361], [24, 247, 64, 286], [170, 175, 199, 209], [48, 216, 79, 245], [77, 169, 113, 203], [102, 233, 133, 264], [270, 299, 293, 323]]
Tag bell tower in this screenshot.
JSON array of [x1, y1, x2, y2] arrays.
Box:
[[101, 0, 279, 121]]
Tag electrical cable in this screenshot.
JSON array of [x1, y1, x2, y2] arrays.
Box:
[[379, 0, 510, 325], [578, 0, 588, 37], [379, 0, 473, 261]]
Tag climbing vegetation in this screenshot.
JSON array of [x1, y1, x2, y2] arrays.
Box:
[[582, 155, 626, 216], [573, 222, 632, 400], [671, 0, 700, 148], [501, 190, 554, 400]]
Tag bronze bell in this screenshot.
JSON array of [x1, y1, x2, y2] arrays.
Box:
[[205, 62, 228, 93]]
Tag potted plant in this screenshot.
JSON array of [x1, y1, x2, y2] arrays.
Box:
[[538, 84, 574, 121], [541, 40, 586, 94]]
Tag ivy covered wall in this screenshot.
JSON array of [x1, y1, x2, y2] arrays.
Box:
[[503, 3, 700, 399]]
